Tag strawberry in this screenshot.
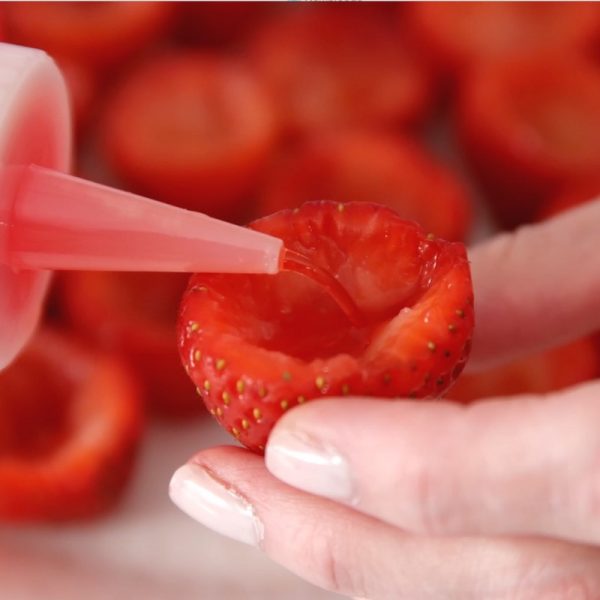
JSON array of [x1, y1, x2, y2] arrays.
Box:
[[458, 54, 600, 229], [249, 5, 434, 136], [58, 271, 201, 419], [449, 337, 600, 403], [178, 201, 474, 452], [406, 3, 600, 82], [0, 329, 143, 521], [258, 131, 472, 242], [5, 2, 174, 72], [101, 51, 278, 219]]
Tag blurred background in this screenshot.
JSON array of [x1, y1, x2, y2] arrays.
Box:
[[0, 2, 599, 598]]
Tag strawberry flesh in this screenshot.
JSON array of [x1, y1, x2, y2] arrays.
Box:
[[178, 202, 474, 452]]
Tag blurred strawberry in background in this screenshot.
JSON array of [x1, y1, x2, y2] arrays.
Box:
[[458, 54, 600, 228], [449, 337, 600, 403], [101, 51, 278, 219], [0, 329, 142, 521], [4, 2, 174, 71], [258, 131, 472, 241], [407, 2, 600, 81], [0, 1, 598, 521], [57, 272, 200, 419], [249, 5, 435, 136]]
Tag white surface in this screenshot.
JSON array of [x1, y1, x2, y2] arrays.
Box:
[[0, 419, 340, 600]]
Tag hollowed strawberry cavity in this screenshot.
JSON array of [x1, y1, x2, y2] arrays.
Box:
[[187, 203, 431, 363]]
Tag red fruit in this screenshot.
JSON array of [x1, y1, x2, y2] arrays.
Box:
[[407, 2, 600, 80], [449, 337, 599, 403], [537, 180, 600, 221], [249, 6, 434, 136], [5, 2, 173, 71], [258, 132, 472, 241], [102, 52, 278, 218], [458, 54, 600, 229], [178, 202, 474, 452], [59, 272, 200, 418], [0, 329, 142, 521]]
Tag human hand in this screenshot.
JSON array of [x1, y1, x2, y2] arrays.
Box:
[[169, 200, 600, 599]]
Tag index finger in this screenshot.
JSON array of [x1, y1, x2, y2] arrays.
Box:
[[468, 199, 600, 370]]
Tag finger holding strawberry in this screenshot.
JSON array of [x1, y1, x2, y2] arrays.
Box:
[[169, 201, 600, 599]]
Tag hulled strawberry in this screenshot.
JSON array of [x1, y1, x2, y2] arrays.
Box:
[[0, 329, 142, 521], [178, 202, 474, 452], [449, 337, 600, 403]]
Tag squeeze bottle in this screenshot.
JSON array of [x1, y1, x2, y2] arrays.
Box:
[[0, 43, 283, 370]]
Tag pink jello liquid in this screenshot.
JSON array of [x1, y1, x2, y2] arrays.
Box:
[[282, 248, 365, 327]]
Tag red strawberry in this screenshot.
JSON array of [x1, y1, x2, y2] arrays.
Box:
[[178, 201, 474, 453], [249, 5, 434, 136], [449, 337, 599, 403], [406, 3, 600, 81], [458, 54, 600, 229], [258, 131, 472, 242], [5, 2, 174, 72], [0, 329, 143, 521], [58, 271, 201, 419], [101, 51, 278, 219]]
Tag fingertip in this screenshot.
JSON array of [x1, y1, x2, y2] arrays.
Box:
[[266, 425, 357, 502], [168, 455, 265, 547]]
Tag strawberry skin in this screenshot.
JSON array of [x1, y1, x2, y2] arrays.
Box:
[[178, 202, 474, 453], [449, 337, 600, 403]]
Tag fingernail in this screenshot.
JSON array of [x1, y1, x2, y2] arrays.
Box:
[[266, 430, 356, 502], [169, 463, 264, 547]]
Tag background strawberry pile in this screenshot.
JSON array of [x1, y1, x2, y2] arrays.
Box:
[[1, 2, 600, 520]]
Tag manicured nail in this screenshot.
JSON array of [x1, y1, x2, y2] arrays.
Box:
[[169, 463, 264, 546], [266, 430, 356, 502]]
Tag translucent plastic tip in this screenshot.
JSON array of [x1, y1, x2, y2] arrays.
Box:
[[1, 165, 283, 274]]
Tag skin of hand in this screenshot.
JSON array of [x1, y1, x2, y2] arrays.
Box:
[[169, 199, 600, 600]]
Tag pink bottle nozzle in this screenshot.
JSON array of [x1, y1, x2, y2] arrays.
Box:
[[2, 165, 283, 275]]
